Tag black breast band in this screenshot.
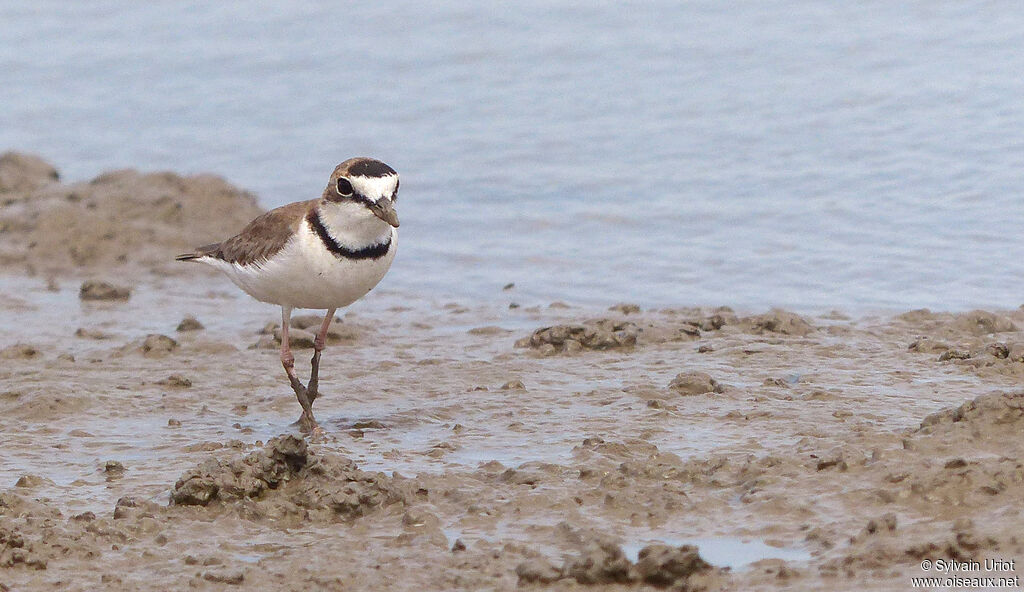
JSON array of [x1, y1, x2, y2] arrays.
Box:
[[307, 211, 392, 260]]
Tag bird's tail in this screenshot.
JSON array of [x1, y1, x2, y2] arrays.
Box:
[[175, 242, 220, 262]]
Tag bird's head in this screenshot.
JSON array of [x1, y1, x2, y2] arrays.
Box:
[[322, 157, 399, 228]]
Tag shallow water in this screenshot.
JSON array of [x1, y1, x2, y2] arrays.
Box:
[[0, 275, 745, 511], [622, 538, 812, 570], [3, 4, 1024, 309], [0, 273, 1007, 516]]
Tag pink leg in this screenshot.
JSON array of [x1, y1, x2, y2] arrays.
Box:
[[306, 308, 336, 404], [280, 306, 316, 431]]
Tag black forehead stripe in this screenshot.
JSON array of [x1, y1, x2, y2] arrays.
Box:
[[347, 160, 396, 178]]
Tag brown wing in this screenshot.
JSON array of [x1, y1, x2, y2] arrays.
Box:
[[177, 200, 316, 266]]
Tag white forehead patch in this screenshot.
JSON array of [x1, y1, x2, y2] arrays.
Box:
[[349, 174, 398, 200]]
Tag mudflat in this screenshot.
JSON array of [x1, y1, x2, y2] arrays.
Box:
[[1, 153, 1021, 590]]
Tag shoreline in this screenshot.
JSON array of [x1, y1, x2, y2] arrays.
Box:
[[3, 152, 1023, 589], [4, 149, 1022, 314]]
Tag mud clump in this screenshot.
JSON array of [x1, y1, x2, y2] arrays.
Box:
[[884, 392, 1024, 511], [562, 538, 634, 584], [908, 337, 950, 354], [171, 435, 311, 506], [79, 280, 131, 301], [837, 521, 1000, 576], [176, 315, 204, 332], [638, 309, 735, 343], [609, 303, 641, 314], [515, 558, 562, 584], [75, 327, 112, 340], [739, 310, 815, 336], [202, 570, 245, 585], [899, 309, 1018, 339], [0, 155, 263, 273], [156, 375, 192, 388], [0, 525, 47, 570], [0, 152, 59, 195], [171, 436, 409, 522], [903, 310, 1024, 379], [986, 343, 1010, 359], [863, 513, 898, 536], [260, 316, 365, 349], [668, 372, 724, 396], [516, 319, 640, 354], [14, 474, 53, 488], [137, 334, 179, 357], [273, 327, 316, 349], [517, 538, 714, 588], [937, 349, 971, 362], [1008, 344, 1024, 363], [290, 314, 333, 330], [634, 544, 712, 587], [918, 391, 1024, 436], [0, 344, 40, 360], [951, 310, 1017, 335]]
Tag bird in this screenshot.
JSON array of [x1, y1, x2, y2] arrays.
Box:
[[176, 157, 400, 433]]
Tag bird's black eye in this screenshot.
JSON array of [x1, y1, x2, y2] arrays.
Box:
[[392, 178, 399, 201], [336, 178, 353, 196]]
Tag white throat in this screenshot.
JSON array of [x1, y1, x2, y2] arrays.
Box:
[[316, 201, 392, 248]]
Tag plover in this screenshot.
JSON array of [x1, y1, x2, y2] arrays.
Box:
[[176, 157, 400, 432]]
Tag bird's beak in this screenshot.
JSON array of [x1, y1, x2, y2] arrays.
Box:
[[368, 199, 399, 227]]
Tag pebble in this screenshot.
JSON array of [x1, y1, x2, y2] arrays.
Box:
[[668, 372, 724, 395], [609, 303, 641, 314], [15, 474, 53, 488], [157, 375, 192, 388], [75, 327, 112, 340], [79, 279, 131, 301], [141, 334, 179, 357], [176, 316, 205, 331]]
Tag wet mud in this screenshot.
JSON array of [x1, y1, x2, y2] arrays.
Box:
[[1, 154, 1022, 590]]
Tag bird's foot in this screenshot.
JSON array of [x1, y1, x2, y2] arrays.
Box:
[[295, 412, 327, 441], [296, 408, 319, 434]]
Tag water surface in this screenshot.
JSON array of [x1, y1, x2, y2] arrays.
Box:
[[2, 2, 1023, 311]]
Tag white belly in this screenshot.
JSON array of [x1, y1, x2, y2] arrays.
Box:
[[204, 224, 397, 310]]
